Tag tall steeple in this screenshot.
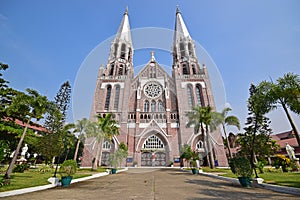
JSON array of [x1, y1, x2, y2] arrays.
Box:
[[114, 7, 132, 46], [106, 7, 134, 77], [172, 6, 199, 76]]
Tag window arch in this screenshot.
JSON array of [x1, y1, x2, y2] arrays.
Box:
[[121, 43, 126, 59], [144, 100, 149, 112], [180, 42, 185, 57], [118, 65, 123, 75], [158, 100, 164, 112], [188, 42, 194, 56], [151, 100, 156, 112], [109, 64, 114, 76], [114, 43, 118, 58], [142, 135, 164, 150], [187, 84, 194, 109], [105, 85, 112, 110], [196, 140, 204, 149], [182, 64, 189, 75], [191, 64, 196, 74], [103, 141, 111, 150], [114, 85, 120, 110], [196, 84, 202, 106]]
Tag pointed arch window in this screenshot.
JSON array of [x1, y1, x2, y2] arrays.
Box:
[[158, 100, 164, 112], [114, 43, 118, 58], [182, 64, 188, 75], [180, 42, 185, 58], [103, 141, 111, 150], [151, 100, 156, 112], [188, 42, 194, 57], [105, 85, 112, 110], [114, 85, 120, 110], [196, 84, 202, 106], [191, 64, 196, 74], [142, 135, 164, 150], [187, 84, 194, 109], [121, 43, 126, 59], [118, 64, 123, 75], [196, 140, 204, 149], [144, 100, 149, 112], [109, 64, 114, 76]]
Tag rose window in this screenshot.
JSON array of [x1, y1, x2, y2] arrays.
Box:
[[144, 82, 162, 98]]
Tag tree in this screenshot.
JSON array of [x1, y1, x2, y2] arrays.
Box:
[[4, 89, 49, 182], [43, 81, 72, 165], [271, 73, 300, 146], [73, 118, 90, 161], [219, 107, 240, 159], [44, 81, 71, 132], [186, 106, 221, 168], [242, 83, 274, 178], [87, 113, 119, 170]]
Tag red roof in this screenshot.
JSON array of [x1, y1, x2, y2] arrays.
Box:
[[4, 118, 48, 132]]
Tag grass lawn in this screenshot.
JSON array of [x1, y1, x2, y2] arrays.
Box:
[[202, 167, 300, 188], [0, 167, 107, 192]]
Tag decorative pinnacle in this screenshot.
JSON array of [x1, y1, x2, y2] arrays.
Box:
[[150, 51, 156, 62], [124, 6, 128, 15], [176, 5, 180, 14]]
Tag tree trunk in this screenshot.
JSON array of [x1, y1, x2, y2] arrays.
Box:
[[206, 127, 215, 169], [282, 102, 300, 147], [73, 139, 80, 161], [4, 118, 31, 182], [92, 138, 104, 170], [222, 123, 232, 159]]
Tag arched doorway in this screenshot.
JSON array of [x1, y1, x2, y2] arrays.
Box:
[[141, 135, 166, 166]]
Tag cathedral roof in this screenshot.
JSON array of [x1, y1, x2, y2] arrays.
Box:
[[114, 7, 132, 45], [173, 6, 191, 43]]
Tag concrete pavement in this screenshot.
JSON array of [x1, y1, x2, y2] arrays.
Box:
[[1, 168, 300, 199]]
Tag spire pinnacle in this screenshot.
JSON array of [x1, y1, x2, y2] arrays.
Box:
[[173, 7, 191, 43], [114, 7, 132, 45], [176, 5, 180, 14]]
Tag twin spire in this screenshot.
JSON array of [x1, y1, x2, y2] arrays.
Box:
[[112, 6, 193, 61]]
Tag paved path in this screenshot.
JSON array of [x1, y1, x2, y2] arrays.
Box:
[[3, 168, 300, 199]]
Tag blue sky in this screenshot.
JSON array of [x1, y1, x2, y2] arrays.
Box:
[[0, 0, 299, 134]]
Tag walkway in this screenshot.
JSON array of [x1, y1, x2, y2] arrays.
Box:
[[3, 168, 300, 199]]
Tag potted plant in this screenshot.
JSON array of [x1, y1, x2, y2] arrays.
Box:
[[170, 161, 174, 167], [229, 156, 253, 187], [190, 160, 199, 174], [133, 161, 138, 167], [109, 143, 128, 174], [59, 159, 77, 187]]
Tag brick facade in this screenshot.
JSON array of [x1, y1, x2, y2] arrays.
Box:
[[81, 8, 228, 167]]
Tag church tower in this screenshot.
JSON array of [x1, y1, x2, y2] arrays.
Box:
[[172, 7, 227, 166], [81, 7, 228, 168]]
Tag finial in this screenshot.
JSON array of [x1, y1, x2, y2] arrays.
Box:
[[176, 5, 180, 14], [124, 6, 128, 15], [150, 51, 156, 62]]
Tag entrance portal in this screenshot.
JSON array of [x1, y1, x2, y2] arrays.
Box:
[[141, 152, 166, 166], [140, 135, 166, 166]]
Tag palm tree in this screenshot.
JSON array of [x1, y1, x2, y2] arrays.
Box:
[[4, 89, 48, 183], [87, 113, 119, 170], [73, 118, 90, 161], [219, 107, 240, 159], [272, 73, 300, 146], [186, 106, 220, 168]]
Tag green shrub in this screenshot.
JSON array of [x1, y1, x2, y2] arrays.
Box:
[[13, 164, 29, 173], [256, 161, 265, 174], [229, 156, 253, 177], [59, 160, 77, 177]]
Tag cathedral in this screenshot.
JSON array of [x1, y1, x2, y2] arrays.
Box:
[[81, 7, 228, 167]]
